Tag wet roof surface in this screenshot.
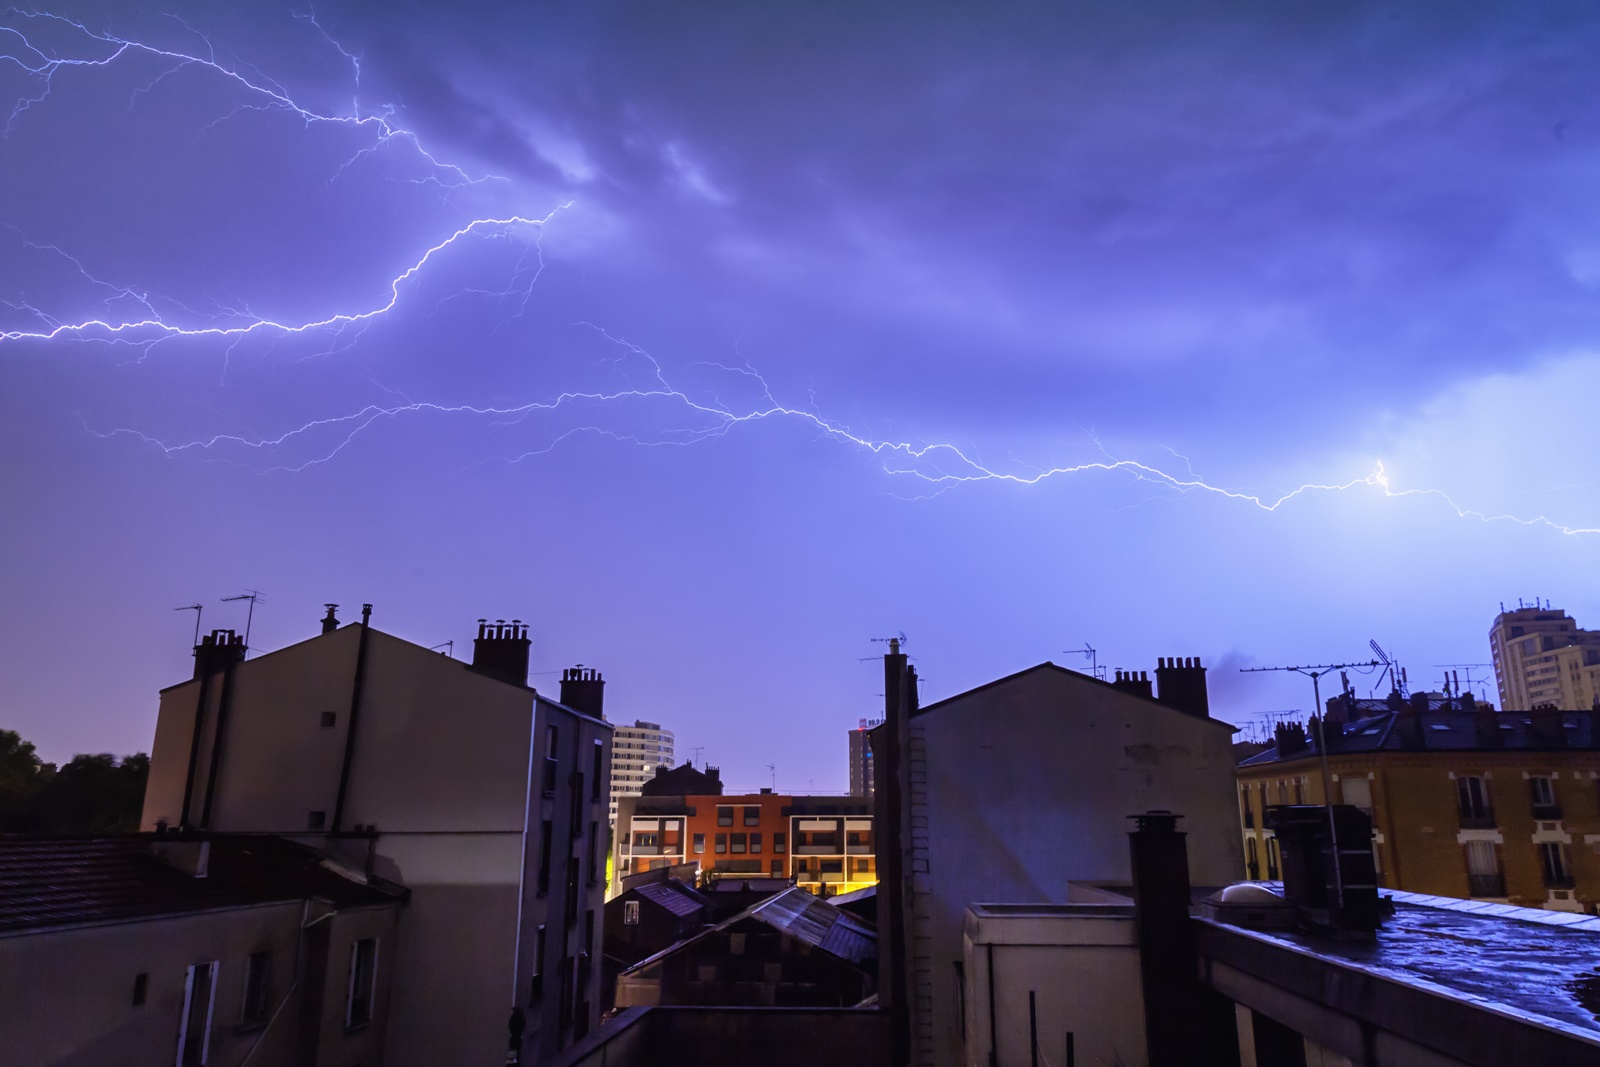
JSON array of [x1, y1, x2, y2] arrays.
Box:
[[1264, 900, 1600, 1035], [1238, 708, 1597, 766], [632, 879, 711, 918]]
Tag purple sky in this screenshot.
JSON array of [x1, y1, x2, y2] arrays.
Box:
[[2, 2, 1597, 791]]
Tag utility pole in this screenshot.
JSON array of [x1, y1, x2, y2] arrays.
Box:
[[1241, 659, 1379, 912]]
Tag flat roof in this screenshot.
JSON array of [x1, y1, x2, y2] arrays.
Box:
[[1217, 895, 1600, 1039]]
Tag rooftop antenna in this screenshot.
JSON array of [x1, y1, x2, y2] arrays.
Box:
[[1368, 640, 1406, 698], [429, 640, 455, 658], [1066, 642, 1106, 681], [1435, 663, 1492, 700], [1241, 658, 1380, 915], [766, 763, 776, 790], [690, 746, 705, 767], [869, 632, 909, 657], [221, 590, 264, 652], [173, 603, 203, 646]]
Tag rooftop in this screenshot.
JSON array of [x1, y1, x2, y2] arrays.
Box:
[[621, 885, 877, 975], [1239, 708, 1600, 767], [0, 834, 406, 935]]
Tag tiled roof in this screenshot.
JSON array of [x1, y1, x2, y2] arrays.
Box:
[[633, 879, 711, 918], [1238, 709, 1600, 768], [0, 834, 406, 934], [620, 886, 877, 975]]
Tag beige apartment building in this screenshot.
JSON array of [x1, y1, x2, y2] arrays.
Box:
[[1490, 603, 1600, 711], [140, 609, 613, 1067]]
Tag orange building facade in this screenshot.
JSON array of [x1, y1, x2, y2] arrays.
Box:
[[609, 792, 875, 899]]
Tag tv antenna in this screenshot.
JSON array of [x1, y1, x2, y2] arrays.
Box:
[[1434, 663, 1492, 700], [173, 603, 203, 646], [1368, 640, 1407, 697], [690, 746, 705, 767], [1065, 642, 1106, 681], [1241, 659, 1380, 913], [221, 590, 264, 652], [429, 640, 455, 658], [766, 763, 776, 790]]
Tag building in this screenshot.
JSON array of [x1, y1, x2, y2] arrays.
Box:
[[601, 876, 712, 1011], [139, 610, 613, 1067], [872, 649, 1240, 1067], [613, 886, 876, 1009], [609, 720, 675, 825], [0, 833, 405, 1067], [609, 791, 875, 899], [848, 718, 880, 797], [1237, 696, 1600, 912], [1490, 602, 1600, 711]]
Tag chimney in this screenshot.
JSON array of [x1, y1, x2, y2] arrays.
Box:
[[151, 837, 211, 878], [1458, 690, 1476, 713], [1127, 811, 1200, 1067], [1154, 657, 1210, 718], [1266, 805, 1381, 935], [1111, 669, 1154, 700], [705, 765, 723, 794], [471, 619, 531, 686], [1475, 708, 1503, 748], [559, 666, 605, 718], [1273, 721, 1308, 757], [193, 629, 246, 679], [321, 603, 340, 635]]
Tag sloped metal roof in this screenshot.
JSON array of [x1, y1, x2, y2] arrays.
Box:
[[632, 879, 712, 918]]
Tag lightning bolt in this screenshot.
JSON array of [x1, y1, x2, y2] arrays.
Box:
[[5, 9, 1598, 540]]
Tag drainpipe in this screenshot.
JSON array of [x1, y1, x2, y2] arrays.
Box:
[[179, 670, 216, 829], [331, 604, 373, 833]]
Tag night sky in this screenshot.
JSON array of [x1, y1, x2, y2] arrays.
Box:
[[3, 2, 1597, 791]]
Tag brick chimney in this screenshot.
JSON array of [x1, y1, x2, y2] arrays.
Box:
[[193, 629, 246, 679], [1154, 657, 1210, 718], [471, 619, 531, 686], [560, 666, 605, 718], [1111, 669, 1153, 700]]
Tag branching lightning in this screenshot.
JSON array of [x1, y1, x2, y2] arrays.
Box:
[[3, 8, 1597, 539]]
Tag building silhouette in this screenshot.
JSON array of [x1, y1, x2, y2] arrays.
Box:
[[1490, 602, 1600, 711]]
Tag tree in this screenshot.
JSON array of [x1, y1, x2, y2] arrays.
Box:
[[0, 731, 148, 833], [0, 730, 53, 831]]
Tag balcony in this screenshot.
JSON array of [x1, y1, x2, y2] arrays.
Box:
[[1458, 812, 1497, 830], [1544, 874, 1577, 891], [1533, 804, 1564, 821], [629, 845, 671, 857], [795, 844, 842, 855], [845, 843, 873, 855], [1468, 874, 1506, 898]]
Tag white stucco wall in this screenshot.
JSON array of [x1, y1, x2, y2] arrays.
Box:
[[911, 665, 1238, 1067]]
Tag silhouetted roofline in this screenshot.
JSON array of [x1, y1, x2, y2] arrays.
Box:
[[905, 660, 1236, 730]]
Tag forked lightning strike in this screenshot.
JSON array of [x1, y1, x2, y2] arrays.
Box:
[[4, 9, 1596, 539]]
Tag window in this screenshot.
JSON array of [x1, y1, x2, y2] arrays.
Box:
[[346, 939, 378, 1029], [132, 972, 148, 1008], [591, 742, 604, 800], [1245, 838, 1260, 880], [715, 833, 727, 854], [1465, 841, 1504, 897], [537, 820, 552, 894], [1457, 776, 1493, 825], [623, 900, 641, 925], [541, 757, 559, 796], [566, 858, 580, 925], [729, 932, 746, 955], [820, 859, 844, 873], [178, 961, 218, 1065], [529, 925, 546, 1004], [744, 806, 761, 826], [1293, 779, 1304, 805], [570, 773, 585, 838], [1340, 777, 1374, 817], [1541, 843, 1574, 888], [751, 833, 762, 854], [307, 810, 326, 830], [1240, 789, 1254, 829], [954, 962, 967, 1039], [731, 833, 747, 854], [320, 711, 337, 728], [1531, 776, 1561, 818], [1266, 838, 1280, 881], [241, 951, 271, 1026], [771, 859, 783, 876], [773, 832, 787, 854], [693, 833, 705, 855], [588, 822, 600, 884], [717, 806, 734, 827]]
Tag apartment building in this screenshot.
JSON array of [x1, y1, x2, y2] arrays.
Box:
[[139, 610, 612, 1067], [609, 791, 875, 898], [1489, 602, 1600, 711], [1237, 696, 1600, 912], [608, 720, 675, 825], [848, 718, 880, 798]]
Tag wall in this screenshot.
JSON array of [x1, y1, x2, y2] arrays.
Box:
[[910, 665, 1238, 1067], [962, 905, 1147, 1067], [0, 900, 397, 1067], [547, 1007, 891, 1067]]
